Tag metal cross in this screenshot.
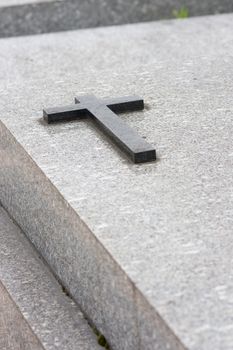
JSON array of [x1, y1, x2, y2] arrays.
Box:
[[43, 95, 156, 163]]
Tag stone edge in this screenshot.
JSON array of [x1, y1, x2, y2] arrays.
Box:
[[0, 119, 186, 350]]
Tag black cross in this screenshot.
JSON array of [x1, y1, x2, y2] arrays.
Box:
[[43, 95, 156, 163]]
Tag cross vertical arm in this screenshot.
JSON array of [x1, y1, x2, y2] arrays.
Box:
[[83, 105, 155, 163]]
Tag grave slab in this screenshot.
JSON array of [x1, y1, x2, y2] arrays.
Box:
[[1, 13, 233, 350], [0, 206, 102, 350]]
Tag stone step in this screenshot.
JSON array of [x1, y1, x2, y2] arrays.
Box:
[[0, 281, 44, 350], [0, 206, 102, 350], [1, 0, 233, 38], [1, 13, 233, 350]]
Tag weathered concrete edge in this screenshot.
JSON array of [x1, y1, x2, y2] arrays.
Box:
[[0, 119, 186, 350]]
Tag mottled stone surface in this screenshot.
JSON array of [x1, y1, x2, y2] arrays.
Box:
[[1, 13, 233, 350], [0, 206, 102, 350], [0, 0, 233, 38]]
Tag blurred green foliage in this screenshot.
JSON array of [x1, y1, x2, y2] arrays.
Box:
[[173, 7, 189, 18]]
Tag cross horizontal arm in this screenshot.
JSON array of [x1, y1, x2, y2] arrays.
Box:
[[43, 104, 87, 123], [75, 95, 144, 114], [104, 96, 144, 113]]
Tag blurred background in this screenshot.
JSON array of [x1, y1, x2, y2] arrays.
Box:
[[0, 0, 233, 38]]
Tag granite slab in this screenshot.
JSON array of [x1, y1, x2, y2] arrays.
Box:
[[0, 0, 233, 38], [0, 206, 102, 350], [1, 13, 233, 350]]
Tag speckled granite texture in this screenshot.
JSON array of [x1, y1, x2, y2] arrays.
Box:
[[0, 206, 102, 350], [1, 13, 233, 350], [0, 0, 233, 37]]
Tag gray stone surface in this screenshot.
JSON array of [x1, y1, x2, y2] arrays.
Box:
[[0, 0, 233, 38], [1, 13, 233, 350], [0, 206, 102, 350]]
